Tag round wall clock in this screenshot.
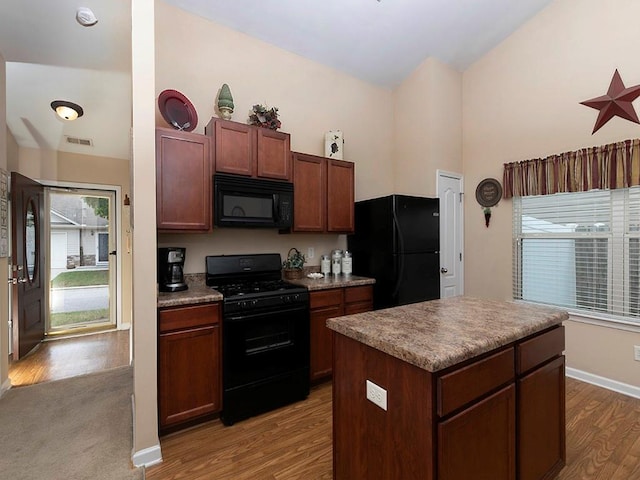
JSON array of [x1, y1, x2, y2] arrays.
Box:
[[475, 178, 503, 207]]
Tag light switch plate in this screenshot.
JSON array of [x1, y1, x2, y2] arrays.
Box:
[[634, 345, 640, 362], [366, 380, 387, 411]]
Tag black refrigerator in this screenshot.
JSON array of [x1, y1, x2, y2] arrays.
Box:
[[347, 194, 440, 310]]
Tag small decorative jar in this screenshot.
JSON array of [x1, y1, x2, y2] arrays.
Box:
[[331, 250, 342, 276], [341, 250, 352, 276], [321, 255, 331, 276]]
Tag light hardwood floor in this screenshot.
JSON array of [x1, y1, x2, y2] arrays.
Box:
[[8, 329, 130, 386], [146, 377, 640, 480]]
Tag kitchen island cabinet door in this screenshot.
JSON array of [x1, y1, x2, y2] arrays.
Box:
[[518, 355, 566, 480], [256, 128, 291, 180], [327, 159, 354, 233], [310, 290, 343, 382], [438, 384, 516, 480], [156, 128, 211, 231], [292, 152, 326, 232]]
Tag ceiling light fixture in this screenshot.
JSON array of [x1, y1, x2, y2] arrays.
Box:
[[76, 7, 98, 27], [51, 100, 84, 121]]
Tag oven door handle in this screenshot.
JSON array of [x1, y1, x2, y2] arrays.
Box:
[[225, 305, 308, 322]]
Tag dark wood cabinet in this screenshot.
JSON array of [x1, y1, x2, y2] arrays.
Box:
[[158, 303, 221, 433], [327, 159, 355, 232], [292, 152, 354, 233], [343, 285, 374, 314], [310, 289, 343, 382], [206, 118, 291, 180], [517, 328, 566, 480], [310, 285, 373, 382], [333, 325, 565, 480], [156, 128, 212, 232], [292, 153, 325, 231], [438, 384, 516, 480]]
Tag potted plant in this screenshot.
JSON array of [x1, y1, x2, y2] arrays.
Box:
[[248, 104, 281, 130], [282, 247, 306, 279]]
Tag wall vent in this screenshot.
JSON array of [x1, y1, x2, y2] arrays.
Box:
[[65, 136, 93, 147]]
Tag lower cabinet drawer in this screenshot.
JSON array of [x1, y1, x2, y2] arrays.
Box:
[[517, 326, 565, 374], [437, 347, 515, 417], [159, 303, 219, 333], [310, 289, 344, 309]]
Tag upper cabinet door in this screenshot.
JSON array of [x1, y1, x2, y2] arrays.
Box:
[[327, 159, 354, 233], [292, 152, 326, 232], [209, 118, 254, 177], [206, 118, 292, 180], [156, 128, 211, 231], [256, 128, 291, 180]]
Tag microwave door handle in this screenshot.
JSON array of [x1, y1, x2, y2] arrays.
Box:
[[273, 193, 279, 218]]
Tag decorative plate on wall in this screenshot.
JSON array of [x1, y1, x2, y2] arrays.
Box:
[[158, 89, 198, 132], [475, 178, 503, 207]]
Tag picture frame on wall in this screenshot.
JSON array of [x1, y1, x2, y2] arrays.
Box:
[[324, 130, 344, 160]]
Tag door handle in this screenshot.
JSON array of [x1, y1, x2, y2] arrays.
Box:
[[440, 267, 448, 274], [109, 250, 117, 256], [7, 278, 16, 285]]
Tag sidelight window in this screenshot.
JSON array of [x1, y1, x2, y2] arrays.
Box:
[[512, 187, 640, 326]]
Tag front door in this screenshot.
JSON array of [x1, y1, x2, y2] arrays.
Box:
[[437, 171, 464, 298], [11, 172, 45, 359]]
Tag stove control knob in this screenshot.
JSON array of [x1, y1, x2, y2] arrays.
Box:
[[283, 296, 290, 303], [252, 299, 258, 306], [239, 301, 247, 309]]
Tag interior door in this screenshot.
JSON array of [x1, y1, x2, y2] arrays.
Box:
[[11, 172, 46, 359], [438, 171, 464, 298]]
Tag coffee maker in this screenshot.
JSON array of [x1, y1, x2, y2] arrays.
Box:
[[158, 247, 188, 292]]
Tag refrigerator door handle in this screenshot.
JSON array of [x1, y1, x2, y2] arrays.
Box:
[[391, 207, 405, 298]]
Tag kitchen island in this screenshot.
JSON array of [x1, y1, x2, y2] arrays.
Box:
[[327, 296, 569, 480]]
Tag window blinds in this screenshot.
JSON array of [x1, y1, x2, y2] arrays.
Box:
[[513, 187, 640, 325]]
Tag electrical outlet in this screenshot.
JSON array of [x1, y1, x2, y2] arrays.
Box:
[[366, 380, 387, 411], [634, 345, 640, 362], [307, 247, 315, 259]]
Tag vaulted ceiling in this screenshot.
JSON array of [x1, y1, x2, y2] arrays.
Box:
[[0, 0, 553, 161]]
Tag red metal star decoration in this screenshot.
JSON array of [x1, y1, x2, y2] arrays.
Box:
[[580, 69, 640, 134]]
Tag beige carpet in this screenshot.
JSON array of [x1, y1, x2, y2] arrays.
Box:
[[0, 366, 143, 480]]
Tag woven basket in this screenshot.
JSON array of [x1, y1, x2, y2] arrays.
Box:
[[283, 268, 304, 280]]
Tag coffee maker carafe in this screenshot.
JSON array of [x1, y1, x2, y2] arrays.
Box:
[[158, 247, 188, 292]]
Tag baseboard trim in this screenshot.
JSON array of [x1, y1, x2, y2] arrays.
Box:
[[0, 377, 12, 398], [132, 444, 162, 468], [566, 367, 640, 399]]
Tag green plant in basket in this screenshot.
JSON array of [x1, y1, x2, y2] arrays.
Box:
[[283, 247, 306, 270]]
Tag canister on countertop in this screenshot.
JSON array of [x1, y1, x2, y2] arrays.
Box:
[[341, 250, 352, 276], [321, 255, 331, 276], [331, 249, 342, 275]]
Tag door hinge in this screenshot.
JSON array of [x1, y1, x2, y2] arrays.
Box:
[[459, 252, 462, 261], [459, 192, 464, 203]]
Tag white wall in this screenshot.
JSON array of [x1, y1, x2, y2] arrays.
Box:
[[463, 0, 640, 386]]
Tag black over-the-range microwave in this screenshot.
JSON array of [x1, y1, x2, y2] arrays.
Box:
[[213, 173, 293, 228]]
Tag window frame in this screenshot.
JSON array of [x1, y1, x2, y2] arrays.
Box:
[[512, 187, 640, 330]]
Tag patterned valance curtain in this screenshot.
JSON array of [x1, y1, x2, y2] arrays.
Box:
[[503, 138, 640, 198]]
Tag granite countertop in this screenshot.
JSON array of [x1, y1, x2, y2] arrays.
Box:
[[157, 272, 375, 307], [157, 274, 223, 308], [326, 296, 568, 373], [286, 274, 375, 291]]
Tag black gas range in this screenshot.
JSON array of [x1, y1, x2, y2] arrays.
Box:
[[206, 254, 310, 426]]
